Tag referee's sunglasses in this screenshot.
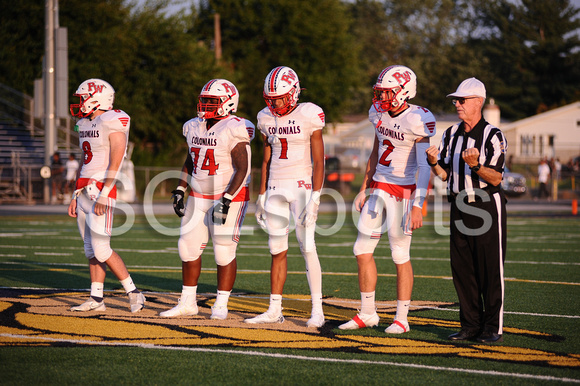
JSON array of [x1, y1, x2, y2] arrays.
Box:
[[452, 97, 478, 105]]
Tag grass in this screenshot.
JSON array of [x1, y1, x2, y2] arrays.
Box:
[[0, 206, 579, 384]]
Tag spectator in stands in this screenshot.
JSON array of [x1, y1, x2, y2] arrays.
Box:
[[50, 152, 64, 203], [64, 153, 80, 196]]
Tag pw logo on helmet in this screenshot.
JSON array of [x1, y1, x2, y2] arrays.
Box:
[[222, 82, 237, 98], [87, 82, 105, 94], [281, 70, 297, 86], [392, 71, 412, 87]]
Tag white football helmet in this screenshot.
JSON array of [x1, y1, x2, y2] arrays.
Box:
[[70, 78, 115, 118], [372, 65, 417, 112], [263, 66, 301, 117], [197, 79, 239, 120]]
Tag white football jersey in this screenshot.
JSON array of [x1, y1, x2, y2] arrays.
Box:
[[257, 102, 325, 179], [183, 115, 252, 196], [369, 104, 436, 186], [76, 109, 130, 180]]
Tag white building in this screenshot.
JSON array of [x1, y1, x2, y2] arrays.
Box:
[[501, 101, 580, 164]]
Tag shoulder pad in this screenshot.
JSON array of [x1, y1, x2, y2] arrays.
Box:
[[244, 119, 256, 141], [407, 105, 436, 137], [100, 109, 130, 130], [257, 107, 271, 121], [182, 118, 198, 137], [299, 103, 325, 126]]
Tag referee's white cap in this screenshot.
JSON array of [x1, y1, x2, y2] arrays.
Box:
[[447, 77, 486, 98]]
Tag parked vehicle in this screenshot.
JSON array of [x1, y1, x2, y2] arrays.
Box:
[[502, 167, 527, 196]]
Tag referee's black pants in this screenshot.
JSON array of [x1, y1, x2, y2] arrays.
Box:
[[449, 190, 507, 335]]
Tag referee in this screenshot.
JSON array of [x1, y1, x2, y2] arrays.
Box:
[[426, 78, 507, 343]]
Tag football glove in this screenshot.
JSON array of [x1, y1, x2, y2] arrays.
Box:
[[171, 186, 186, 217], [212, 193, 233, 225], [255, 193, 267, 229], [299, 190, 321, 227]]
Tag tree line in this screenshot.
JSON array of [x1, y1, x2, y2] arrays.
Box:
[[1, 0, 578, 166]]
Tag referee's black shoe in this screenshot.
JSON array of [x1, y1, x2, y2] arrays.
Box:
[[476, 331, 503, 343], [448, 329, 479, 341]]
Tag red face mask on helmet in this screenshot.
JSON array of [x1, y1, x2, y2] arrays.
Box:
[[70, 79, 115, 118], [372, 65, 417, 113], [263, 66, 301, 117], [197, 79, 239, 120]]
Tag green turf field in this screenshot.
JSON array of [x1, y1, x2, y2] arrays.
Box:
[[0, 207, 579, 385]]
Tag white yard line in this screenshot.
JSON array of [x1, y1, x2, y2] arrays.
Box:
[[1, 334, 578, 384]]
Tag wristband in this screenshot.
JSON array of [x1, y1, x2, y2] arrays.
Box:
[[427, 159, 438, 167], [99, 184, 113, 199], [470, 163, 481, 172], [310, 190, 321, 205], [223, 193, 234, 201]]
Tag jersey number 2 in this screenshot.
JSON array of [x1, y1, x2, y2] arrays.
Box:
[[378, 139, 395, 167], [191, 147, 219, 175]]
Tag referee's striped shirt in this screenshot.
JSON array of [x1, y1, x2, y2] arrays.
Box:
[[437, 118, 507, 198]]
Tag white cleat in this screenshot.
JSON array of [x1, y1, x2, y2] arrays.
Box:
[[70, 298, 106, 312], [159, 298, 198, 317], [244, 310, 284, 324], [210, 305, 228, 320], [338, 312, 380, 330], [385, 320, 410, 334], [128, 292, 146, 313], [306, 312, 325, 328]]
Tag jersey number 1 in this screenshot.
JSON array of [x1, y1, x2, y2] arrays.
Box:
[[279, 138, 288, 159]]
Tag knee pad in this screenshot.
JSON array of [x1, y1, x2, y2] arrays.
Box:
[[391, 248, 410, 265], [178, 237, 202, 263], [269, 235, 288, 256], [353, 234, 379, 256], [213, 243, 237, 266], [92, 238, 113, 263]]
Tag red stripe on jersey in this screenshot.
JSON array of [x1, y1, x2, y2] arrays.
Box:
[[246, 127, 254, 139], [318, 112, 325, 123], [370, 180, 415, 199], [118, 117, 129, 127], [426, 122, 435, 133]]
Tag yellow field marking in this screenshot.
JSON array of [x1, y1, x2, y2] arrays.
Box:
[[1, 291, 578, 370]]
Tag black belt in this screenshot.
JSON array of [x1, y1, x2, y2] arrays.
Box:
[[448, 187, 500, 203]]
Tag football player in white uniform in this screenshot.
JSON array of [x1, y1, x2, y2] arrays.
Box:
[[244, 66, 326, 328], [160, 79, 252, 320], [68, 78, 145, 313], [339, 66, 436, 333]]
